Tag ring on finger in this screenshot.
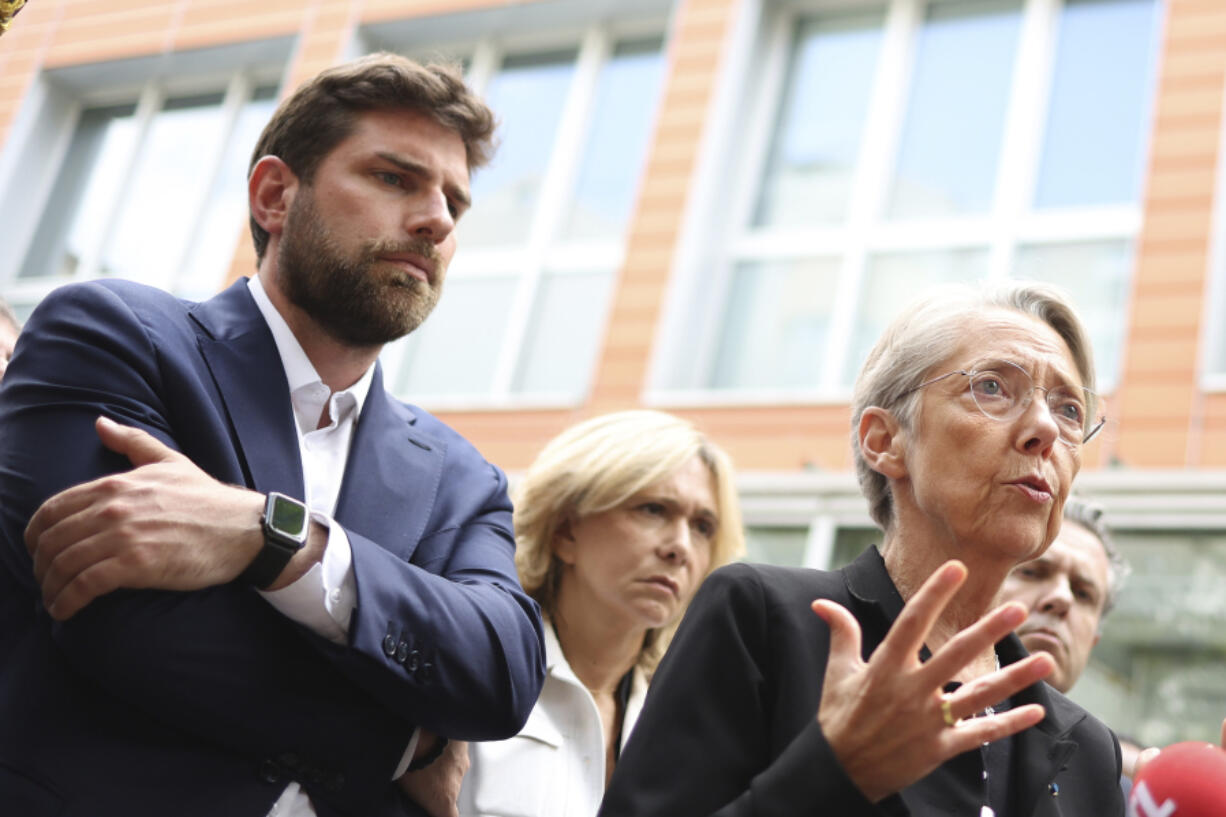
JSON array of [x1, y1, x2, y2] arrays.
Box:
[[940, 694, 959, 728]]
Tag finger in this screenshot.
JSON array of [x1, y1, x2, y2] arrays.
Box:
[[915, 601, 1029, 689], [1134, 746, 1160, 776], [46, 556, 125, 620], [811, 599, 865, 669], [871, 561, 967, 669], [37, 530, 126, 613], [25, 479, 107, 558], [941, 703, 1046, 756], [95, 415, 183, 467], [938, 652, 1053, 724]]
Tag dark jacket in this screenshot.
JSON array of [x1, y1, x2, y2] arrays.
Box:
[[600, 547, 1123, 817]]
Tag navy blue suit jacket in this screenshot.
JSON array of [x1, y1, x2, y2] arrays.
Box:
[[0, 279, 545, 817]]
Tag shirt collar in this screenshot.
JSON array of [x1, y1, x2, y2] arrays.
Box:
[[247, 275, 375, 418]]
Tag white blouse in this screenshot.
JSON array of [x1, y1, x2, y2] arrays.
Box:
[[458, 624, 647, 817]]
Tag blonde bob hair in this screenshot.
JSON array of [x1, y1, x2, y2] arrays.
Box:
[[514, 410, 745, 677]]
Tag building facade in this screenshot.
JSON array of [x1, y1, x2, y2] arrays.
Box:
[[2, 0, 1224, 747]]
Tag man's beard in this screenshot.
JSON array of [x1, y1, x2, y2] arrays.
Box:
[[277, 189, 444, 347]]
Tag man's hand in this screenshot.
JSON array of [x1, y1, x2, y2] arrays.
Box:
[[25, 416, 268, 619], [397, 737, 470, 817], [811, 561, 1054, 803]]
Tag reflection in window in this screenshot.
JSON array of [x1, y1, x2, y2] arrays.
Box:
[[711, 257, 840, 389], [390, 33, 664, 402], [179, 86, 279, 300], [462, 50, 577, 247], [844, 249, 987, 384], [21, 103, 138, 280], [744, 527, 810, 567], [512, 270, 617, 395], [394, 277, 517, 396], [1034, 0, 1159, 208], [563, 39, 664, 241], [106, 92, 227, 283], [888, 0, 1021, 218], [754, 11, 884, 228], [19, 80, 278, 296], [1012, 241, 1133, 387], [1075, 530, 1226, 747]]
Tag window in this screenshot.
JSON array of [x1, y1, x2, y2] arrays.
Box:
[[0, 43, 289, 312], [1076, 529, 1226, 747], [658, 0, 1160, 399], [370, 25, 667, 406]]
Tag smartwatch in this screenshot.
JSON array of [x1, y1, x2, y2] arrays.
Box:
[[240, 491, 309, 589]]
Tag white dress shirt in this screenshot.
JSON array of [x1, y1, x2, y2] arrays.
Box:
[[458, 623, 647, 817], [247, 276, 419, 817]]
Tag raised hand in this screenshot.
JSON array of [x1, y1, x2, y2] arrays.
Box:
[[811, 560, 1054, 803], [25, 416, 273, 619]]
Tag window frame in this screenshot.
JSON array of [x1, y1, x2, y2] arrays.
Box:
[[648, 0, 1159, 407], [366, 17, 670, 410], [0, 45, 288, 309]]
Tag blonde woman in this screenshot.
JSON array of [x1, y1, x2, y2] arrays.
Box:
[[457, 410, 745, 817]]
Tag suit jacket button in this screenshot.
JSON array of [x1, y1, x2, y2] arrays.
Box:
[[406, 650, 419, 671], [418, 661, 432, 683], [395, 641, 409, 664], [259, 759, 281, 784], [382, 634, 397, 657]]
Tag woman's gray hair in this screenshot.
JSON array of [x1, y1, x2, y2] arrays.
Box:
[[850, 281, 1096, 531]]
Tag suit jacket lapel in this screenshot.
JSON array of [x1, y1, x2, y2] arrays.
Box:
[[190, 279, 305, 499], [334, 366, 444, 561]]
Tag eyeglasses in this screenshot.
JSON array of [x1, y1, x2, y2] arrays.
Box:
[[900, 359, 1106, 447]]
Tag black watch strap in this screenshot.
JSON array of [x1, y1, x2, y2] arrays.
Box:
[[240, 492, 308, 589]]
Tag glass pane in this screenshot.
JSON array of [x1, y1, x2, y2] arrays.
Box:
[[462, 50, 577, 247], [561, 38, 664, 242], [888, 0, 1022, 218], [178, 86, 279, 300], [753, 11, 884, 228], [1034, 0, 1159, 208], [744, 527, 810, 567], [844, 248, 988, 384], [830, 527, 879, 570], [104, 92, 227, 283], [512, 270, 615, 397], [709, 257, 841, 389], [1011, 240, 1132, 388], [392, 277, 516, 396], [1074, 530, 1226, 747], [20, 103, 139, 279]]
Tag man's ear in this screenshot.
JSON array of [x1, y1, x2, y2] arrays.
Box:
[[858, 406, 908, 480], [551, 518, 578, 566], [248, 156, 297, 239]]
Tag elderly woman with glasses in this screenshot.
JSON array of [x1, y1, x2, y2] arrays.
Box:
[[600, 283, 1123, 817]]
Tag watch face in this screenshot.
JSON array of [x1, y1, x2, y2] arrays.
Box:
[[269, 493, 308, 541]]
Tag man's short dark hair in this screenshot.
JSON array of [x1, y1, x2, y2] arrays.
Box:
[[247, 52, 497, 262], [1063, 496, 1130, 616]]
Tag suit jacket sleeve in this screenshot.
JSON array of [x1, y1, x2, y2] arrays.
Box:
[[0, 281, 542, 804], [599, 563, 898, 817]]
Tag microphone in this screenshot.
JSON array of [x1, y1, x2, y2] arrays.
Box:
[[1128, 741, 1226, 817]]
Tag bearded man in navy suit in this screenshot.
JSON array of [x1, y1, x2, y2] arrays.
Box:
[[0, 53, 545, 817]]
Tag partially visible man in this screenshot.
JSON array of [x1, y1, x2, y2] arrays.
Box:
[[0, 54, 544, 817], [998, 496, 1128, 695], [0, 297, 19, 381]]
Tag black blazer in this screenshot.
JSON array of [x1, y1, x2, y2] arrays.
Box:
[[600, 547, 1123, 817]]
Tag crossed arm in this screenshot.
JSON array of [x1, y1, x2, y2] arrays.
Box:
[[0, 282, 543, 809]]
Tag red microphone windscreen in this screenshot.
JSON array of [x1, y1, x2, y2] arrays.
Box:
[[1128, 741, 1226, 817]]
